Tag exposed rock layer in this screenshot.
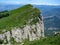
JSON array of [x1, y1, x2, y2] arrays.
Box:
[[0, 4, 44, 44]]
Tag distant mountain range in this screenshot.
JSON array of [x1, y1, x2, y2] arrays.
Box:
[[0, 4, 60, 36], [44, 16, 60, 30], [39, 5, 60, 36], [0, 4, 23, 11], [44, 15, 60, 36], [34, 5, 60, 17]]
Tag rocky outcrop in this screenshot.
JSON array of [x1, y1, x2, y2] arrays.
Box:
[[0, 17, 44, 44], [0, 4, 44, 44]]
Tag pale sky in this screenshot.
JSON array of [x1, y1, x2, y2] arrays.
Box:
[[0, 0, 60, 5]]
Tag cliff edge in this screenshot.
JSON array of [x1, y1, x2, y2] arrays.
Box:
[[0, 4, 44, 44]]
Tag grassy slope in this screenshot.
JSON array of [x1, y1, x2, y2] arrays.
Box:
[[0, 4, 40, 30], [23, 35, 60, 45]]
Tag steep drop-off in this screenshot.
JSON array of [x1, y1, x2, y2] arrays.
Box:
[[0, 4, 44, 44]]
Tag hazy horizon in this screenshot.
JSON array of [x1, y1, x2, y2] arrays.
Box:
[[0, 0, 60, 6]]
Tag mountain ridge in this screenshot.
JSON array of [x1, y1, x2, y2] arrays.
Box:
[[0, 4, 44, 44]]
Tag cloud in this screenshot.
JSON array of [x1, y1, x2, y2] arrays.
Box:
[[0, 0, 60, 6], [27, 2, 60, 6]]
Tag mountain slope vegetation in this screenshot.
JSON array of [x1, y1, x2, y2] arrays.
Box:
[[0, 4, 40, 31], [23, 35, 60, 45]]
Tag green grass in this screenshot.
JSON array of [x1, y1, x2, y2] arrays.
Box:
[[0, 4, 41, 31], [23, 35, 60, 45]]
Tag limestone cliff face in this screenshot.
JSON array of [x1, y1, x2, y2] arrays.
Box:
[[0, 4, 44, 44], [0, 17, 44, 43]]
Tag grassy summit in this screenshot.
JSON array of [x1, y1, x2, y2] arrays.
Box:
[[0, 4, 41, 30]]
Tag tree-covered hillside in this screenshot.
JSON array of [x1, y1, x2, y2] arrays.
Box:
[[0, 10, 9, 18]]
